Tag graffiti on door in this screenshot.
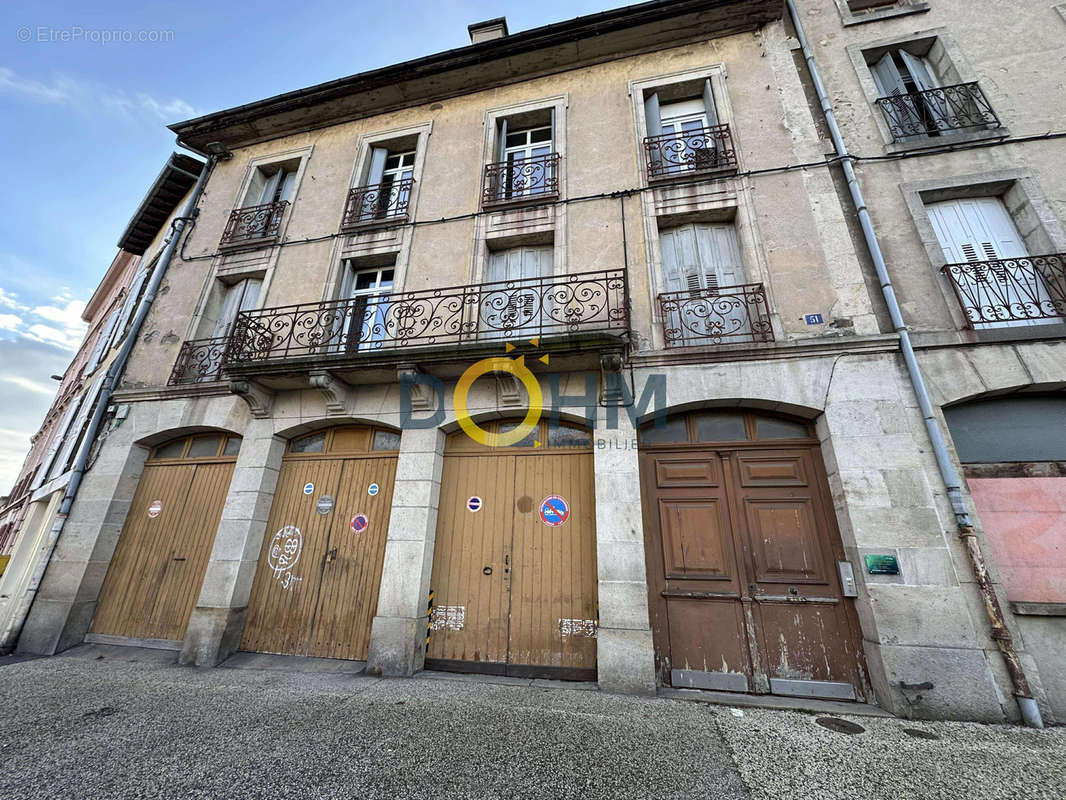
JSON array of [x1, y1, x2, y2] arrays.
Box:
[[268, 525, 304, 592]]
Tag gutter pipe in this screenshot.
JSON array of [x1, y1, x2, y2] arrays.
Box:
[[0, 149, 215, 654], [784, 0, 1042, 729]]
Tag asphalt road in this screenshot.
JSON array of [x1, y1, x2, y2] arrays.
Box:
[[0, 646, 1063, 800]]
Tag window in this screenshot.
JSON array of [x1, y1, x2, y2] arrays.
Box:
[[864, 40, 1000, 142], [149, 433, 241, 461], [347, 146, 415, 224], [482, 246, 553, 340], [85, 307, 121, 374], [928, 197, 1065, 328], [338, 264, 395, 351], [221, 158, 300, 247], [211, 278, 261, 339], [484, 110, 558, 205], [643, 79, 732, 179], [242, 161, 297, 209]]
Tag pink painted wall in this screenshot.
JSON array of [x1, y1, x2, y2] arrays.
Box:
[[969, 478, 1066, 604]]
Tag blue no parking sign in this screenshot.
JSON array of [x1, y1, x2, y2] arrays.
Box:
[[538, 495, 569, 527]]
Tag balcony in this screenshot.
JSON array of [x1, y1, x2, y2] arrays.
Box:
[[658, 283, 773, 347], [875, 82, 1001, 141], [223, 269, 629, 384], [941, 255, 1066, 327], [219, 200, 289, 248], [341, 179, 414, 230], [644, 124, 738, 182], [168, 337, 229, 385], [482, 153, 560, 208]]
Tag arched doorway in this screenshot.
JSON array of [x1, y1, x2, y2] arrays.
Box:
[[240, 424, 399, 661], [638, 409, 868, 700], [426, 418, 597, 680], [90, 432, 242, 645]]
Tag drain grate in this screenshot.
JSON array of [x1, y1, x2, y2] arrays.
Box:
[[815, 716, 865, 735], [903, 727, 940, 740]]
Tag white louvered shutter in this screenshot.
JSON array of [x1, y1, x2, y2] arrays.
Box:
[[48, 376, 104, 481], [33, 396, 83, 489], [114, 268, 148, 344]]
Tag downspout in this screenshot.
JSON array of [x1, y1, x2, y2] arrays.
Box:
[[0, 149, 215, 654], [784, 0, 1042, 729]]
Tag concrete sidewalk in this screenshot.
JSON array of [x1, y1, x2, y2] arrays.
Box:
[[0, 646, 1062, 800]]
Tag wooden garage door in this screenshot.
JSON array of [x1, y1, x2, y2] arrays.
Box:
[[426, 419, 597, 680], [639, 410, 869, 701], [91, 433, 240, 643], [240, 425, 399, 661]]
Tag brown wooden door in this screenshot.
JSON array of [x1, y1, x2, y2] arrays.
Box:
[[91, 435, 238, 643], [426, 420, 597, 679], [641, 428, 867, 700], [240, 426, 398, 661]]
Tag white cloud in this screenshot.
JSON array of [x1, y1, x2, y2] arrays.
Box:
[[0, 313, 22, 331], [0, 66, 201, 123], [0, 287, 87, 352], [0, 66, 69, 103], [1, 375, 55, 396]]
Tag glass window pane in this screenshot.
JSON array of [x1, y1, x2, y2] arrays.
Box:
[[755, 416, 811, 440], [547, 424, 591, 448], [505, 132, 526, 148], [530, 128, 552, 143], [692, 412, 746, 442], [372, 430, 401, 451], [290, 432, 326, 453], [152, 439, 185, 460], [355, 271, 377, 290], [223, 437, 241, 456], [187, 435, 222, 459], [384, 155, 400, 170], [638, 416, 687, 444], [498, 420, 538, 448]]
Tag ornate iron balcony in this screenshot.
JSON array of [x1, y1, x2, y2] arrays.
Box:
[[341, 179, 414, 230], [224, 269, 628, 366], [644, 124, 738, 181], [219, 200, 289, 248], [168, 337, 230, 385], [482, 153, 560, 207], [875, 82, 1001, 141], [658, 283, 774, 347], [941, 254, 1066, 327]]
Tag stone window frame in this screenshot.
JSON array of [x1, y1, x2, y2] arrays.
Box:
[[900, 168, 1066, 335], [322, 121, 434, 299], [471, 95, 569, 287], [627, 64, 735, 189], [230, 144, 314, 241], [832, 0, 930, 27], [846, 28, 1010, 153]]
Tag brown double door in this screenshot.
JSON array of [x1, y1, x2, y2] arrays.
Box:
[[91, 433, 239, 643], [426, 423, 597, 679], [641, 442, 867, 700], [241, 428, 397, 661]]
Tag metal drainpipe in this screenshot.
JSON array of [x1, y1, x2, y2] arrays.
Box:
[[784, 0, 1042, 728], [0, 148, 215, 655]]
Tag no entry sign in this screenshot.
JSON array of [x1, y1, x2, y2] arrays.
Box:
[[539, 495, 569, 527], [467, 496, 482, 513]]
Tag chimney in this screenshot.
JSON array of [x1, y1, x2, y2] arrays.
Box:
[[468, 17, 508, 44]]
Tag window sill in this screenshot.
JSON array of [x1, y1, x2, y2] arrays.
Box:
[[840, 2, 929, 27], [884, 125, 1010, 155], [647, 164, 739, 186], [482, 192, 559, 212], [1011, 602, 1066, 618], [340, 215, 408, 233], [217, 234, 280, 252]]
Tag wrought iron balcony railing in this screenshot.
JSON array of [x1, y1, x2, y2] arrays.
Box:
[[224, 269, 628, 366], [341, 179, 414, 230], [168, 337, 230, 385], [658, 283, 773, 347], [644, 124, 738, 181], [219, 200, 289, 248], [941, 254, 1066, 327], [875, 82, 1001, 141], [482, 153, 560, 207]]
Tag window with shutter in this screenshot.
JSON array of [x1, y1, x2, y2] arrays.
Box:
[[47, 376, 104, 482], [483, 246, 553, 340]]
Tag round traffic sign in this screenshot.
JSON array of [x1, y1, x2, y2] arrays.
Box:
[[147, 500, 162, 518], [303, 482, 314, 495], [316, 495, 334, 515], [368, 483, 379, 496], [539, 495, 569, 527], [351, 513, 369, 533], [467, 496, 482, 513]]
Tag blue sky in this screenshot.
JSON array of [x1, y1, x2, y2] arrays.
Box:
[[0, 0, 632, 489]]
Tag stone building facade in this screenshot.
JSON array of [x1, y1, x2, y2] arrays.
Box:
[[10, 0, 1065, 723]]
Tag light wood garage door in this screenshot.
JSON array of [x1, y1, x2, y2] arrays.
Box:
[[426, 419, 597, 680], [240, 425, 399, 661], [90, 433, 241, 644]]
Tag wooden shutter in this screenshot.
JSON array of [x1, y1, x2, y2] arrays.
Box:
[[927, 198, 1028, 264], [258, 170, 283, 205], [48, 376, 103, 482], [497, 118, 509, 163], [85, 308, 120, 373], [365, 148, 387, 187], [242, 169, 266, 208], [278, 169, 297, 203], [899, 51, 939, 92], [644, 91, 663, 137], [33, 397, 83, 489], [870, 53, 907, 98], [702, 79, 720, 127], [695, 223, 745, 289], [114, 268, 148, 345]]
